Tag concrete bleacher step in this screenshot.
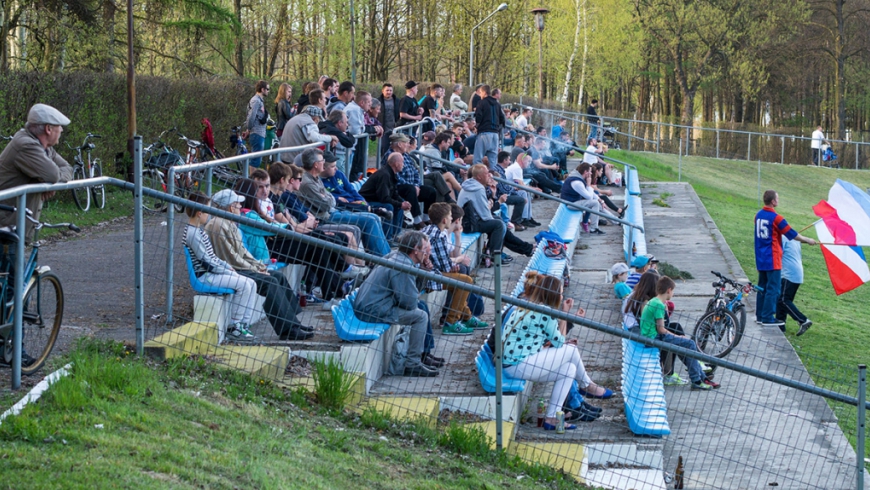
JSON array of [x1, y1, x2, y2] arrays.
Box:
[[358, 396, 441, 429], [144, 321, 219, 360]]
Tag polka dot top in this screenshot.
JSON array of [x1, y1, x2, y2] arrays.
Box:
[[501, 308, 565, 366]]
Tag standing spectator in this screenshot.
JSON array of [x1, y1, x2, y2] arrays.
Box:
[[279, 105, 336, 164], [318, 109, 354, 160], [811, 125, 828, 166], [360, 152, 411, 239], [586, 99, 600, 142], [515, 107, 532, 131], [327, 81, 355, 114], [552, 117, 567, 139], [378, 83, 399, 156], [321, 78, 339, 105], [0, 104, 73, 242], [354, 231, 440, 377], [399, 81, 424, 127], [754, 190, 817, 330], [473, 84, 504, 166], [246, 80, 270, 169], [776, 236, 813, 335], [469, 84, 484, 112], [449, 84, 468, 112], [274, 83, 294, 138], [346, 91, 382, 181]]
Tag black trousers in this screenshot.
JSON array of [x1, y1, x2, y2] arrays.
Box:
[[267, 229, 349, 300], [350, 137, 370, 181], [398, 184, 437, 217], [505, 194, 526, 222], [237, 269, 305, 337], [776, 279, 807, 324]]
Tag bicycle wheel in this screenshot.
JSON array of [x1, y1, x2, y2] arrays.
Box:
[[732, 304, 747, 331], [91, 160, 106, 209], [72, 166, 90, 212], [142, 170, 167, 212], [20, 272, 63, 375], [173, 176, 188, 213], [693, 309, 742, 358]]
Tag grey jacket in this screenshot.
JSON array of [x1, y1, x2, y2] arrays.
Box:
[[353, 251, 419, 324], [246, 94, 267, 137], [0, 128, 73, 240], [457, 178, 493, 221], [279, 113, 331, 163], [297, 172, 336, 220]]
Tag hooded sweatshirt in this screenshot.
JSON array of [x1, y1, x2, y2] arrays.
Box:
[[457, 178, 493, 222]]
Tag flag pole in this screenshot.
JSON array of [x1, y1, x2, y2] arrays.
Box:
[[799, 219, 822, 234]]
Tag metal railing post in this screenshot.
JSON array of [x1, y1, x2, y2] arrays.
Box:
[[858, 364, 866, 490], [628, 121, 633, 151], [494, 252, 503, 451], [779, 136, 785, 165], [857, 143, 860, 170], [656, 122, 661, 153], [678, 137, 682, 182], [716, 129, 720, 159], [747, 133, 752, 161], [165, 168, 176, 323], [134, 136, 144, 356], [11, 195, 25, 390], [205, 167, 213, 197]]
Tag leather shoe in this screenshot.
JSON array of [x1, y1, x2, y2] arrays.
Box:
[[511, 221, 526, 231], [524, 218, 542, 227], [422, 354, 445, 368], [404, 364, 439, 377], [279, 328, 315, 340]]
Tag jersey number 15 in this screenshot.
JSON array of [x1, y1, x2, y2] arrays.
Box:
[[756, 219, 770, 239]]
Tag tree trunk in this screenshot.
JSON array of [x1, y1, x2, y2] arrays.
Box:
[[561, 0, 584, 107], [576, 4, 588, 110], [234, 0, 244, 77]]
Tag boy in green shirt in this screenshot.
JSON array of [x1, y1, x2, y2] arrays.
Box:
[[639, 276, 719, 390]]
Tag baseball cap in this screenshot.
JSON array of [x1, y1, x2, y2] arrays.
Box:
[[631, 256, 650, 268], [321, 150, 339, 163], [648, 255, 660, 263], [390, 133, 410, 143], [27, 104, 70, 126], [212, 189, 244, 208], [610, 263, 629, 276], [405, 80, 418, 89]]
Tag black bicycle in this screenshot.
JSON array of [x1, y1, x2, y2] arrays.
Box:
[[692, 271, 755, 358]]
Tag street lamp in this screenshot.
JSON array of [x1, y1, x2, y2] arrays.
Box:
[[531, 7, 549, 105], [469, 3, 509, 87]]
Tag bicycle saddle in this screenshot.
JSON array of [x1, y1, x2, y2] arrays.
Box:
[[0, 227, 18, 244]]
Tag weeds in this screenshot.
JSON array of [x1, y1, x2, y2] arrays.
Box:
[[657, 261, 694, 280], [310, 356, 358, 411]]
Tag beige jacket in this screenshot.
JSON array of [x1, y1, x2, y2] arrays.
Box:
[[204, 215, 266, 273], [0, 128, 73, 240]]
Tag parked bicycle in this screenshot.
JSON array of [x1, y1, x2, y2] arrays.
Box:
[[67, 133, 105, 211], [692, 270, 758, 358], [0, 204, 79, 374], [141, 128, 194, 213]]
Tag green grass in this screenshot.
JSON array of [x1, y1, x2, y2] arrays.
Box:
[[612, 149, 870, 442], [39, 185, 135, 239], [0, 339, 585, 489]]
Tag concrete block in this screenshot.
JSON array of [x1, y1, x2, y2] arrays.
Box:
[[193, 296, 227, 343], [144, 321, 219, 360], [211, 345, 289, 381]]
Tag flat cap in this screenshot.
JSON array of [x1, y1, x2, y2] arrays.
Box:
[[27, 104, 70, 126], [390, 133, 410, 143]]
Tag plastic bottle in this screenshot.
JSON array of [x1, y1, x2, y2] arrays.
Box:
[[536, 398, 545, 427]]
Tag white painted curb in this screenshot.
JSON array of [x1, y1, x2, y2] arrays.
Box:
[[0, 363, 73, 425]]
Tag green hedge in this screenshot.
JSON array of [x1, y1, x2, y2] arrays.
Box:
[[0, 71, 255, 174]]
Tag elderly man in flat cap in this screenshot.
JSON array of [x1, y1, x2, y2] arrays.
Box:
[[0, 103, 73, 241]]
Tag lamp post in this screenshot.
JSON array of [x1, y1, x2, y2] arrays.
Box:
[[469, 3, 509, 87], [531, 7, 549, 106]]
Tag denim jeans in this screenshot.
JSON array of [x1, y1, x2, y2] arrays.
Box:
[[418, 300, 434, 354], [328, 210, 391, 256], [367, 202, 404, 240], [756, 269, 781, 323], [656, 333, 704, 383], [473, 132, 499, 166], [248, 133, 265, 168]]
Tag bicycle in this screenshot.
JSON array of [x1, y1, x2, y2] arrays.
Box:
[[0, 204, 79, 374], [141, 128, 199, 213], [692, 270, 757, 358], [67, 133, 105, 211]]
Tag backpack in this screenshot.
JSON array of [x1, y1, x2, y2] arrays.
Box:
[[461, 201, 483, 234]]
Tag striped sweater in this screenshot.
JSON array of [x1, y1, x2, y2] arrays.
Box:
[[182, 224, 232, 278]]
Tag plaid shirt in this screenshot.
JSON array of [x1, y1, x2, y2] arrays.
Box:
[[421, 224, 456, 291], [491, 164, 517, 197], [384, 149, 423, 187]]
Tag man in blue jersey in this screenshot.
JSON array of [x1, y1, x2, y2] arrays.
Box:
[[754, 190, 816, 330]]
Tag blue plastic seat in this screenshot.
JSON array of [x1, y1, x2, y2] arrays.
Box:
[[621, 338, 670, 436], [476, 345, 527, 394], [548, 204, 584, 243], [183, 247, 234, 295], [626, 168, 641, 196], [350, 177, 368, 192], [330, 288, 390, 342]]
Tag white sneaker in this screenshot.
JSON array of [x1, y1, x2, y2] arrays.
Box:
[[227, 322, 255, 343], [341, 265, 370, 279]]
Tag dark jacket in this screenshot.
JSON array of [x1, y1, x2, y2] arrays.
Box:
[[318, 120, 355, 150], [475, 96, 505, 134], [377, 94, 400, 127], [296, 94, 310, 112], [359, 164, 404, 209]]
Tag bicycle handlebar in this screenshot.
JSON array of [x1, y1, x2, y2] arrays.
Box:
[[0, 204, 79, 232]]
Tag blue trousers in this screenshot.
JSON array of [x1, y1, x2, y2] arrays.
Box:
[[756, 269, 781, 323], [656, 333, 704, 383], [248, 133, 265, 168], [328, 210, 391, 257], [367, 202, 404, 240]]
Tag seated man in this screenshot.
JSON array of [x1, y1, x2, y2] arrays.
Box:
[[204, 189, 314, 340], [296, 148, 391, 256], [353, 231, 440, 377], [457, 164, 535, 264], [421, 203, 488, 335], [359, 152, 410, 240], [561, 162, 605, 235], [418, 131, 463, 196], [279, 104, 337, 163], [381, 133, 436, 224]]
